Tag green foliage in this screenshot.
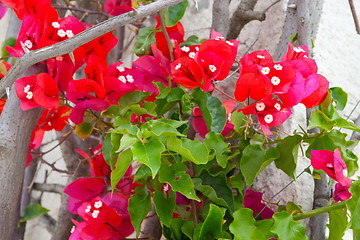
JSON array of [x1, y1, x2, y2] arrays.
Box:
[[347, 181, 360, 229], [330, 87, 348, 110], [134, 27, 156, 56], [193, 88, 227, 134], [110, 148, 132, 190], [327, 208, 349, 240], [275, 135, 302, 179], [129, 187, 152, 236], [197, 204, 225, 240], [2, 37, 16, 58], [229, 208, 274, 240], [164, 0, 189, 27], [271, 212, 308, 240], [74, 120, 95, 140], [159, 162, 200, 201], [204, 132, 231, 168], [19, 204, 49, 224], [154, 190, 176, 227]]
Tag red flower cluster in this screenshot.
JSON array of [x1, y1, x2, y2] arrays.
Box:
[[170, 30, 239, 91], [236, 44, 329, 134], [311, 149, 352, 202], [65, 145, 136, 239]]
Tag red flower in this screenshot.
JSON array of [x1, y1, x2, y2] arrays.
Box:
[[244, 189, 274, 220], [15, 73, 59, 111], [76, 145, 109, 177], [240, 97, 292, 135], [104, 0, 132, 16], [311, 149, 352, 187], [333, 183, 351, 202], [64, 178, 106, 214], [37, 106, 71, 131]]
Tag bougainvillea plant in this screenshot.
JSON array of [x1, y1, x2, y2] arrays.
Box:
[[2, 0, 360, 239]]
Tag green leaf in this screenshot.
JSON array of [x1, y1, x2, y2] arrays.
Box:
[[334, 117, 360, 132], [271, 212, 308, 240], [327, 208, 349, 240], [74, 120, 94, 140], [204, 132, 230, 168], [275, 135, 302, 179], [131, 138, 165, 178], [102, 133, 122, 169], [141, 119, 186, 138], [112, 124, 139, 135], [134, 164, 152, 181], [241, 145, 279, 185], [180, 35, 201, 46], [134, 27, 156, 56], [229, 208, 274, 240], [116, 134, 138, 153], [111, 148, 133, 191], [198, 170, 234, 212], [231, 110, 247, 134], [163, 218, 189, 240], [118, 91, 152, 115], [330, 87, 348, 111], [347, 181, 360, 229], [198, 204, 225, 240], [2, 37, 16, 58], [193, 88, 227, 133], [193, 178, 229, 210], [164, 0, 189, 27], [166, 136, 209, 164], [154, 190, 176, 227], [20, 204, 49, 223], [308, 110, 335, 131], [159, 162, 200, 201], [129, 187, 152, 236]]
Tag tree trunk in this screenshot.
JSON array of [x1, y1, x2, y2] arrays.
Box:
[[0, 64, 45, 240]]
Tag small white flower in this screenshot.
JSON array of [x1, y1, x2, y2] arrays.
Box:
[[181, 46, 190, 52], [70, 226, 75, 233], [195, 47, 199, 51], [274, 103, 281, 111], [256, 102, 265, 111], [118, 75, 127, 84], [271, 76, 281, 85], [26, 91, 33, 100], [24, 40, 33, 49], [257, 55, 265, 59], [226, 40, 234, 46], [92, 210, 100, 218], [264, 114, 273, 124], [175, 63, 182, 70], [189, 52, 195, 59], [274, 64, 283, 70], [116, 65, 125, 72], [209, 65, 217, 73], [85, 205, 91, 213], [94, 200, 103, 209], [66, 30, 74, 38], [126, 74, 134, 83], [52, 22, 60, 28], [293, 47, 305, 53], [163, 183, 170, 192], [57, 29, 66, 38], [261, 67, 270, 75], [23, 85, 31, 93]]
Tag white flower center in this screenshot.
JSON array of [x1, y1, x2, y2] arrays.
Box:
[[181, 46, 190, 52], [256, 102, 265, 111], [274, 103, 281, 111], [52, 22, 60, 28], [257, 55, 265, 59], [94, 200, 102, 209], [189, 52, 195, 59], [271, 76, 281, 85], [264, 114, 273, 124], [116, 65, 125, 72], [274, 64, 283, 70], [209, 65, 217, 73], [85, 205, 91, 213], [293, 47, 305, 53], [163, 183, 170, 192], [261, 67, 270, 75], [57, 29, 66, 37], [26, 91, 33, 99], [66, 30, 74, 38], [175, 63, 182, 70], [118, 75, 127, 84], [92, 210, 100, 218], [24, 40, 33, 49], [70, 226, 75, 233], [226, 40, 234, 46], [195, 46, 199, 51], [24, 85, 31, 93], [126, 74, 134, 83]]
